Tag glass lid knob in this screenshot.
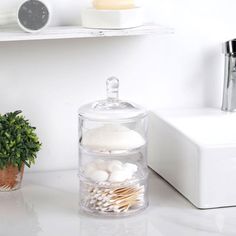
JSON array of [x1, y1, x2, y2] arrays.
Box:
[[106, 77, 119, 101]]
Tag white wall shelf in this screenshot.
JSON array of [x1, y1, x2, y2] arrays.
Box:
[[0, 23, 173, 42]]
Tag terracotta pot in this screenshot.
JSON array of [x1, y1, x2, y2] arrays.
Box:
[[0, 164, 24, 191]]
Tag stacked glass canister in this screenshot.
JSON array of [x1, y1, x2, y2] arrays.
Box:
[[78, 77, 148, 216]]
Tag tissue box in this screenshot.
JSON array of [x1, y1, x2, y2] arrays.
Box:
[[81, 8, 144, 29], [148, 108, 236, 209]]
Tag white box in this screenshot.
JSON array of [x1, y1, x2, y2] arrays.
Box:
[[81, 8, 144, 29], [148, 108, 236, 209]]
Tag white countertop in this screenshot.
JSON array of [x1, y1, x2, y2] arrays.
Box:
[[1, 169, 236, 236]]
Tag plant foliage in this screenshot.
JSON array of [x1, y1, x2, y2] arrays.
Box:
[[0, 111, 41, 170]]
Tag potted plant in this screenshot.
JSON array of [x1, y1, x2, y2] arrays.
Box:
[[0, 111, 41, 191]]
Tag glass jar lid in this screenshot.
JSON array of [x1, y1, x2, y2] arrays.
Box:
[[79, 77, 147, 121]]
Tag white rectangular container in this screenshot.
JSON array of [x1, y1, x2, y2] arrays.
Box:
[[148, 108, 236, 209]]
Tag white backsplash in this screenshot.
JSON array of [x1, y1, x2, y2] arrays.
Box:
[[0, 0, 235, 171]]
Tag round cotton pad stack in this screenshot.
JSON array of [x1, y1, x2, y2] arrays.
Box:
[[82, 124, 145, 153]]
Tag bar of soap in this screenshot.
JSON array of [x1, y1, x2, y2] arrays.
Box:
[[82, 124, 145, 152], [93, 0, 135, 10]]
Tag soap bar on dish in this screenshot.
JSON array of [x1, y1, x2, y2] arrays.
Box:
[[81, 124, 145, 152], [81, 7, 144, 29], [93, 0, 135, 10]]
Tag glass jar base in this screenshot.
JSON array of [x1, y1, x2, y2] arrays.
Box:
[[79, 177, 148, 217], [80, 202, 148, 218]]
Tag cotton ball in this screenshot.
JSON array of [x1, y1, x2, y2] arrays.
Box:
[[85, 160, 97, 169], [89, 170, 109, 182], [109, 170, 129, 182], [125, 170, 134, 180], [94, 160, 107, 170], [107, 160, 123, 172], [84, 164, 97, 177], [123, 163, 138, 174]]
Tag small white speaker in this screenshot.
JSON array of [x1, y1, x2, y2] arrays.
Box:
[[0, 0, 51, 33], [0, 0, 82, 32]]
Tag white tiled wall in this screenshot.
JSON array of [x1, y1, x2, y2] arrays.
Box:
[[0, 0, 235, 171]]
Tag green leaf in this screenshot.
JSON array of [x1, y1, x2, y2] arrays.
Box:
[[0, 110, 42, 170]]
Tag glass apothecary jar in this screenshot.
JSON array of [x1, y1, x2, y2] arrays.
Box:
[[78, 77, 148, 217]]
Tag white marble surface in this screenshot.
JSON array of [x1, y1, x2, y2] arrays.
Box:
[[1, 169, 236, 236]]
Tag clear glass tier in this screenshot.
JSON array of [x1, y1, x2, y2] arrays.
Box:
[[79, 177, 148, 216]]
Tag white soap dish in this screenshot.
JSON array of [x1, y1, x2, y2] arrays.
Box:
[[81, 8, 144, 29]]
